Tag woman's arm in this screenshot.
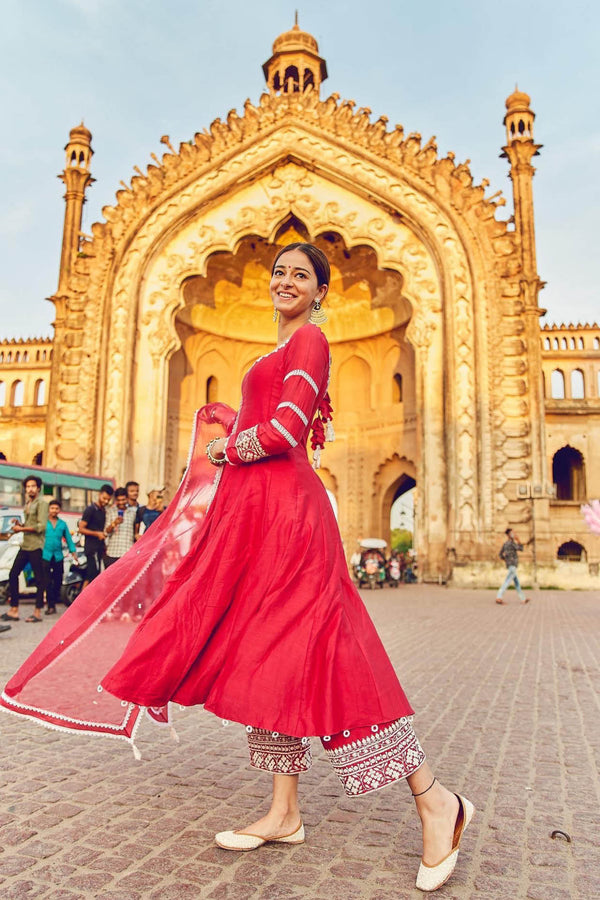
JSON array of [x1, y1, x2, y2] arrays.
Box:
[[224, 326, 329, 465]]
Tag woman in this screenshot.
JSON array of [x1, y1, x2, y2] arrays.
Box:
[[1, 243, 472, 892]]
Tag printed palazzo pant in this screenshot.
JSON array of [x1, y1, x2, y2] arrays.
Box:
[[247, 717, 426, 797]]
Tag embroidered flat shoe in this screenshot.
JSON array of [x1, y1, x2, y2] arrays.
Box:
[[215, 821, 305, 851], [416, 794, 474, 892]]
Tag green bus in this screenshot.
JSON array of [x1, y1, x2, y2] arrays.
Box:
[[0, 460, 114, 519]]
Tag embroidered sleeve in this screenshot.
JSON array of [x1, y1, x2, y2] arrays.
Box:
[[225, 325, 329, 465], [234, 425, 268, 462]]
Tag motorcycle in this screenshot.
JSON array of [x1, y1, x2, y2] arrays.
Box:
[[60, 549, 87, 606], [387, 556, 402, 587]]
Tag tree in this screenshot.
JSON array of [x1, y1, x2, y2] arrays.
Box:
[[391, 528, 413, 553]]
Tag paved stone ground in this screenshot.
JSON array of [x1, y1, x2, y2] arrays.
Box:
[[1, 586, 599, 899]]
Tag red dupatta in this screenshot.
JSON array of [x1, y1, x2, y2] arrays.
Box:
[[1, 403, 236, 757]]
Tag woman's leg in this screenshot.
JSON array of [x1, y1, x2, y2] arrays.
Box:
[[232, 728, 310, 838], [407, 762, 460, 866], [238, 773, 302, 838]]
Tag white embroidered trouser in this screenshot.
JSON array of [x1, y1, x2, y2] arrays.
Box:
[[247, 717, 426, 797]]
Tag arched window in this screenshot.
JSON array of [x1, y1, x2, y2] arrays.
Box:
[[0, 352, 3, 362], [550, 369, 565, 399], [6, 351, 12, 362], [543, 337, 551, 350], [598, 369, 600, 397], [557, 541, 586, 562], [570, 337, 576, 349], [570, 369, 585, 399], [42, 350, 47, 361], [11, 380, 24, 407], [561, 337, 567, 349], [0, 381, 5, 406], [22, 350, 28, 362], [283, 65, 300, 92], [205, 375, 218, 404], [36, 350, 40, 361], [552, 446, 586, 501], [303, 68, 315, 90], [594, 337, 600, 350], [392, 373, 403, 403], [15, 351, 20, 362], [579, 337, 584, 349], [32, 451, 43, 465], [34, 379, 46, 406]]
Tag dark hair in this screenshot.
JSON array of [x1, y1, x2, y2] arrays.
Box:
[[114, 487, 128, 498], [125, 481, 139, 491], [271, 242, 330, 287], [100, 484, 114, 496], [505, 528, 512, 536], [23, 475, 42, 489], [48, 498, 61, 508]]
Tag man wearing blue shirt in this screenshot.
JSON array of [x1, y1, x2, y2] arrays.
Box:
[[43, 500, 76, 615]]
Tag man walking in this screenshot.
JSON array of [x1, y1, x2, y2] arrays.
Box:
[[43, 499, 77, 615], [79, 484, 114, 585], [1, 476, 48, 623], [496, 528, 530, 605]]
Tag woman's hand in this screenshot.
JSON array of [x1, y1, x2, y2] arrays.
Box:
[[206, 437, 227, 465], [212, 438, 227, 458]]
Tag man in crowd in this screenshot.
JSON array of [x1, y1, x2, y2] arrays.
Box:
[[496, 527, 530, 605], [43, 499, 76, 615], [79, 484, 114, 585], [104, 487, 136, 567], [1, 476, 48, 624], [125, 481, 140, 509]]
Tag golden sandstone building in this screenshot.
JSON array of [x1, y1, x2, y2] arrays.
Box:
[[1, 24, 599, 588]]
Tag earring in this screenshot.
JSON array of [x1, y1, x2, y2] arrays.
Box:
[[309, 300, 327, 325], [273, 308, 279, 323]]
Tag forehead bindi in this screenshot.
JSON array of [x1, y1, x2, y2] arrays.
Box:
[[274, 251, 314, 276]]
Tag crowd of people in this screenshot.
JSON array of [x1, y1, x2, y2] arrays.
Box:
[[0, 476, 165, 626]]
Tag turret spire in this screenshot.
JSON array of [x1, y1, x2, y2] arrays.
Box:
[[57, 124, 95, 294], [262, 19, 328, 96]]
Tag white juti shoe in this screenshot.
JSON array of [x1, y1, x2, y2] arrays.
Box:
[[215, 821, 305, 851], [416, 795, 475, 892]]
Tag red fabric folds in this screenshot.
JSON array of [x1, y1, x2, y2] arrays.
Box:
[[0, 403, 235, 748], [2, 324, 413, 752]]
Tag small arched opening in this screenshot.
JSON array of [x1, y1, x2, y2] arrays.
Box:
[[283, 65, 300, 92], [551, 369, 565, 399], [557, 541, 586, 562], [205, 375, 218, 404], [552, 446, 586, 501], [392, 373, 403, 403], [570, 369, 585, 399], [11, 380, 24, 407], [0, 381, 4, 406], [34, 379, 46, 406]]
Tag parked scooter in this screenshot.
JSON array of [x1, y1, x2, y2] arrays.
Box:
[[61, 549, 87, 606]]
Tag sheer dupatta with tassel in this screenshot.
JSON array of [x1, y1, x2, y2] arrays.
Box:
[[1, 403, 236, 756]]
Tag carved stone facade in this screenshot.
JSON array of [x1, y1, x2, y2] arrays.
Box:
[[0, 338, 52, 464], [2, 24, 598, 585]]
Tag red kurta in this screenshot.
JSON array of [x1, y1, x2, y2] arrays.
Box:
[[102, 323, 412, 735], [2, 323, 412, 747]]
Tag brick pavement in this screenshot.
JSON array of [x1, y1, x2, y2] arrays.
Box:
[[1, 587, 599, 899]]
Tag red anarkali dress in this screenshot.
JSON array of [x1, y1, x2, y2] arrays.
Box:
[[2, 323, 413, 756]]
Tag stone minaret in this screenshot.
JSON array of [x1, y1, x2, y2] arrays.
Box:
[[57, 123, 94, 293], [502, 90, 549, 572], [262, 15, 328, 96]]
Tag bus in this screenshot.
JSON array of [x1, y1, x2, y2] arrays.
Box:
[[0, 460, 114, 530]]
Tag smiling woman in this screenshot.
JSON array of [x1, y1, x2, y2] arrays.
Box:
[[3, 241, 473, 893]]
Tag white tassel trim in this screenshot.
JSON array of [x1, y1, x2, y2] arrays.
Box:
[[312, 446, 321, 470], [325, 421, 335, 442]]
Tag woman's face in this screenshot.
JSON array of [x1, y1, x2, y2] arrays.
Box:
[[270, 249, 327, 323]]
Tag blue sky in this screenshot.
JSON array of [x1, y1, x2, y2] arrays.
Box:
[[1, 0, 598, 339]]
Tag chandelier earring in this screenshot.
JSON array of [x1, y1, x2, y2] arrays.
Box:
[[273, 308, 279, 323], [309, 299, 327, 325]]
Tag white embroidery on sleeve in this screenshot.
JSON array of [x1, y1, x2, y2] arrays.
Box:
[[276, 402, 309, 426], [283, 369, 319, 394]]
